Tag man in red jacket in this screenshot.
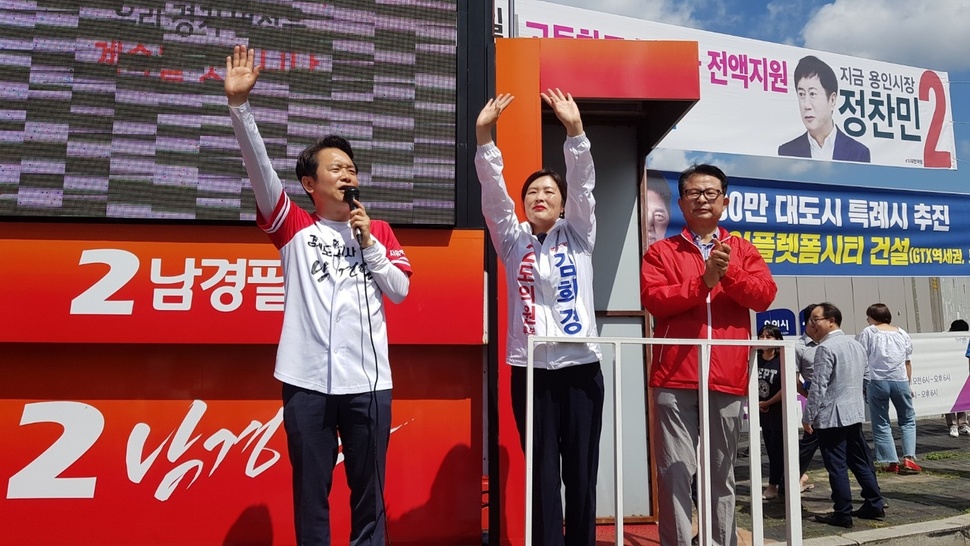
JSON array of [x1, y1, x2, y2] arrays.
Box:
[[640, 164, 777, 546]]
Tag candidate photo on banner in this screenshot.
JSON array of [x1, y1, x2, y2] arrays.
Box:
[[778, 55, 871, 163]]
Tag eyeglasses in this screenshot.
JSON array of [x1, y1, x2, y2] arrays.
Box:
[[683, 188, 724, 201], [809, 316, 830, 324]]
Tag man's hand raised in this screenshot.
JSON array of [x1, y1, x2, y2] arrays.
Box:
[[225, 45, 260, 107]]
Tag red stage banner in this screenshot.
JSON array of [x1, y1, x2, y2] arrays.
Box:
[[0, 224, 485, 345], [0, 345, 483, 545]]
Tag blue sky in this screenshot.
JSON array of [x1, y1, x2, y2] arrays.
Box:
[[545, 0, 970, 195]]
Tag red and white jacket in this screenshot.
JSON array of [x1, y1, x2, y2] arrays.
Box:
[[640, 227, 777, 396], [230, 101, 411, 395]]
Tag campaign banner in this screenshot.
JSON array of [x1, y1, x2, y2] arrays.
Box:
[[512, 0, 957, 170], [647, 171, 969, 276], [909, 333, 970, 417], [0, 348, 483, 546], [0, 224, 486, 344]]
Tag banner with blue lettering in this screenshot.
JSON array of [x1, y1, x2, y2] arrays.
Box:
[[649, 170, 970, 276]]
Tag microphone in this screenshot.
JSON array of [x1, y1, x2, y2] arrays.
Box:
[[343, 187, 362, 244]]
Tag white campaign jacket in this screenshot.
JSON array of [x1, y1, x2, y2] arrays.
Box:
[[475, 134, 601, 370], [229, 102, 411, 394]]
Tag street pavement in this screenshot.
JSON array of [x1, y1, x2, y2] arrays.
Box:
[[735, 416, 970, 544]]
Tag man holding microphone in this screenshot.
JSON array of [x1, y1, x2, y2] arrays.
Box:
[[225, 45, 412, 545]]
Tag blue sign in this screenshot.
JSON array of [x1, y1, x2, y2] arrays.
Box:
[[757, 308, 798, 336]]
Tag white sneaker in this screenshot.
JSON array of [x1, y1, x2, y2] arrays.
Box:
[[960, 425, 970, 436], [950, 425, 959, 438]]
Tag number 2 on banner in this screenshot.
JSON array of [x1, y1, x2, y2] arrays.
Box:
[[6, 402, 104, 499], [70, 249, 139, 315], [919, 70, 952, 169]]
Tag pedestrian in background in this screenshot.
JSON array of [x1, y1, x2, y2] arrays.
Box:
[[796, 303, 820, 492], [804, 303, 885, 528], [856, 303, 920, 475], [945, 319, 970, 437], [756, 324, 785, 500]]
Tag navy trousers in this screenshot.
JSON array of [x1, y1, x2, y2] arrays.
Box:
[[282, 383, 392, 546], [511, 362, 605, 546], [799, 428, 819, 476], [817, 423, 884, 517]]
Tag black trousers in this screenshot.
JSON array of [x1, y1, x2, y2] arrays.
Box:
[[511, 362, 605, 546], [799, 428, 819, 476], [282, 384, 392, 546], [762, 427, 785, 486], [817, 423, 884, 517]]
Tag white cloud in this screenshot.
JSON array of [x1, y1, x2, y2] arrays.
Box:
[[545, 0, 970, 72], [761, 0, 823, 45], [645, 148, 692, 171], [802, 0, 970, 72]]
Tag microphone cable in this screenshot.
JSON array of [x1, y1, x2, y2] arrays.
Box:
[[353, 218, 392, 546], [310, 208, 392, 545]]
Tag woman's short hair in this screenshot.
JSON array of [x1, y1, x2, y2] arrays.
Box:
[[758, 323, 783, 340], [520, 168, 567, 208], [866, 303, 893, 324]]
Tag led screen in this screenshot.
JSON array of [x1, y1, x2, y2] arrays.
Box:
[[0, 1, 458, 224]]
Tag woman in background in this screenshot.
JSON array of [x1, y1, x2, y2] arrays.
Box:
[[756, 324, 785, 499], [856, 303, 920, 474]]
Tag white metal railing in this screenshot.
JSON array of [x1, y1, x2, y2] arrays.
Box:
[[524, 335, 801, 546]]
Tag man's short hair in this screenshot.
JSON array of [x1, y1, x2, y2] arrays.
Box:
[[950, 319, 970, 332], [295, 135, 356, 203], [794, 55, 838, 98], [678, 164, 728, 197], [800, 303, 818, 333], [815, 302, 843, 327], [295, 135, 356, 181], [801, 303, 818, 323]]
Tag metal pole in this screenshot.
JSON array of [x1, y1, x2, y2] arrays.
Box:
[[525, 345, 534, 545], [747, 349, 764, 545], [613, 341, 624, 544]]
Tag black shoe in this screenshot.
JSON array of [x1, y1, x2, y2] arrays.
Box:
[[851, 506, 886, 520], [815, 513, 853, 528]]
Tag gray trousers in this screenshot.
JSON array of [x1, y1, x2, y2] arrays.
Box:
[[652, 387, 744, 546]]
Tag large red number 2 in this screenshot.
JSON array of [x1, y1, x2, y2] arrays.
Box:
[[919, 70, 952, 169]]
